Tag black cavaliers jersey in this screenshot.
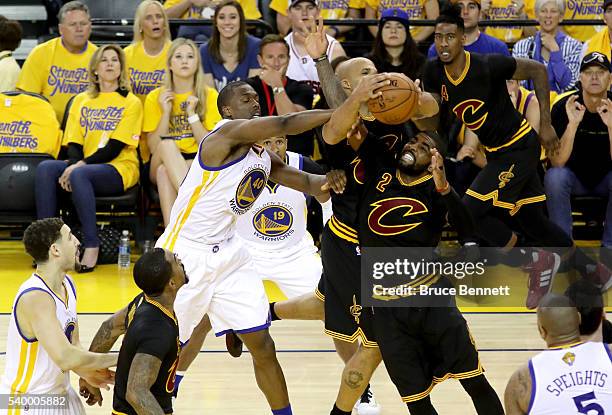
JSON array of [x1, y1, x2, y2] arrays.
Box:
[[359, 168, 446, 248], [113, 296, 180, 415], [423, 52, 532, 150], [323, 120, 410, 238]]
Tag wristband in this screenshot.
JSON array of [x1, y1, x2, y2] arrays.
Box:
[[436, 181, 450, 194], [313, 54, 328, 63], [187, 113, 200, 124]]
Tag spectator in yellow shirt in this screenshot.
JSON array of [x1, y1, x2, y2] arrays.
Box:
[[143, 38, 221, 225], [124, 0, 172, 163], [481, 0, 532, 43], [582, 0, 612, 61], [0, 16, 22, 92], [16, 1, 97, 122], [35, 45, 143, 272]]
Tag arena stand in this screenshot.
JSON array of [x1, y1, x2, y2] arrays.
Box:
[[0, 4, 608, 245]]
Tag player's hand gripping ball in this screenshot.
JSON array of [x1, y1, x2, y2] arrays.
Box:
[[367, 73, 419, 125]]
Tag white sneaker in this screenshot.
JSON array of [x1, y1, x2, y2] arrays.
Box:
[[354, 387, 381, 415]]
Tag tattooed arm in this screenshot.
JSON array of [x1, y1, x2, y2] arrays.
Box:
[[126, 354, 164, 415], [504, 363, 531, 414]]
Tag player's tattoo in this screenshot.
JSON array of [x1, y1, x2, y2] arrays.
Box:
[[127, 353, 164, 415], [315, 59, 347, 109], [516, 367, 530, 402], [89, 306, 128, 352], [344, 370, 365, 390]]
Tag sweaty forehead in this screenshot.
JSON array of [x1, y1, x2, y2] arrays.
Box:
[[435, 23, 460, 35], [235, 84, 258, 98]]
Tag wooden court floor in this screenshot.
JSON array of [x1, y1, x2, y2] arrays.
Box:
[[0, 240, 610, 414]]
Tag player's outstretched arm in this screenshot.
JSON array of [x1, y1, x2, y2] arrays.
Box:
[[322, 74, 391, 145], [221, 110, 334, 146], [126, 353, 165, 415], [512, 58, 560, 155], [503, 364, 531, 415], [20, 292, 117, 372], [268, 150, 330, 198], [88, 305, 129, 353]]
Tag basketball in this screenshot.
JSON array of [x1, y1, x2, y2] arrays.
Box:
[[367, 74, 419, 125]]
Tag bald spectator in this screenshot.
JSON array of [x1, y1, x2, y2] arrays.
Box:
[[0, 16, 22, 92], [16, 1, 98, 122]]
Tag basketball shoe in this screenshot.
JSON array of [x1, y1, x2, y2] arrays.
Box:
[[354, 385, 381, 415], [525, 250, 561, 309]]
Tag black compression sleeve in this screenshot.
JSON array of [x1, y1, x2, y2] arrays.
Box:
[[66, 143, 84, 164], [83, 139, 126, 164]]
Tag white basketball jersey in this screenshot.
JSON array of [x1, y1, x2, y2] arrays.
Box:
[[157, 120, 272, 249], [236, 151, 316, 256], [528, 341, 612, 414], [285, 32, 337, 94], [1, 274, 77, 395]]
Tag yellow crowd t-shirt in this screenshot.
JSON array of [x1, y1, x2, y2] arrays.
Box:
[[163, 0, 261, 19], [484, 0, 530, 43], [0, 92, 62, 158], [143, 87, 222, 155], [124, 40, 171, 163], [364, 0, 431, 40], [63, 91, 143, 190], [271, 0, 362, 18], [16, 37, 98, 122]]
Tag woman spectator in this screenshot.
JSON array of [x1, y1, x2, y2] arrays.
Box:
[[512, 0, 582, 95], [143, 38, 221, 226], [368, 8, 425, 80], [200, 0, 261, 91], [124, 0, 172, 162], [35, 45, 143, 272], [0, 15, 22, 92]]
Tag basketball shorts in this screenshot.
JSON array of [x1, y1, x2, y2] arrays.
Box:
[[373, 278, 483, 404], [1, 386, 85, 415], [251, 248, 322, 299], [465, 130, 545, 217], [321, 224, 377, 347], [160, 236, 270, 342]]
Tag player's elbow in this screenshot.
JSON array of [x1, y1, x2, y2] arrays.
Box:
[[126, 388, 139, 408]]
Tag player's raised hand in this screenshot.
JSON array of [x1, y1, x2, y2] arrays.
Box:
[[429, 148, 449, 193], [539, 123, 560, 157], [597, 98, 612, 128], [304, 16, 329, 60], [325, 169, 347, 194], [353, 73, 391, 103], [565, 95, 586, 126], [79, 377, 103, 406]]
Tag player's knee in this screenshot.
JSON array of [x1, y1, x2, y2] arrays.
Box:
[[544, 167, 573, 194], [353, 345, 382, 370], [246, 331, 277, 362], [459, 374, 492, 398]]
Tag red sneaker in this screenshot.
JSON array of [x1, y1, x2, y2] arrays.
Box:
[[587, 263, 612, 293], [525, 250, 561, 309], [225, 332, 243, 358]]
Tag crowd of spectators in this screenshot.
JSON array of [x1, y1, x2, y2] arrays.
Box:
[[0, 0, 610, 268]]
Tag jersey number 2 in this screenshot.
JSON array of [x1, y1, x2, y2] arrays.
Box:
[[573, 391, 605, 414]]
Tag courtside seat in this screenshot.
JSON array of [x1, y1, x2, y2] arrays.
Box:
[[571, 195, 607, 241], [0, 153, 54, 224], [95, 185, 139, 214]]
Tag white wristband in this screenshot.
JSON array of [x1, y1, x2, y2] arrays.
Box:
[[187, 114, 200, 124]]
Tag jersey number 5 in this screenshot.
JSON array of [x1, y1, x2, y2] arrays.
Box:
[[573, 391, 605, 415]]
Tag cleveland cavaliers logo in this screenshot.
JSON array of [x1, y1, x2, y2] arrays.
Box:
[[235, 168, 267, 210], [498, 164, 515, 189], [350, 295, 362, 324], [368, 197, 428, 236], [453, 99, 488, 131], [253, 205, 293, 237]]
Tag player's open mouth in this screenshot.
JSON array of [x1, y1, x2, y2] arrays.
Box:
[[401, 150, 416, 165], [440, 51, 450, 58]]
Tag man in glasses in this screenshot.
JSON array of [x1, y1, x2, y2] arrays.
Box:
[[544, 52, 612, 265]]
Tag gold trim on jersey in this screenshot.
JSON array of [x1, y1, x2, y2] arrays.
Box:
[[328, 216, 359, 244], [483, 119, 531, 152], [445, 51, 471, 86], [510, 195, 547, 216], [401, 360, 484, 403], [144, 296, 178, 325], [9, 340, 39, 401], [324, 328, 378, 348], [112, 411, 129, 415], [465, 189, 546, 216], [396, 172, 433, 187], [162, 170, 220, 251], [548, 340, 583, 350], [315, 287, 325, 301]]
